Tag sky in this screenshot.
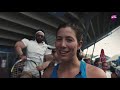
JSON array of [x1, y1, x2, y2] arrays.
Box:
[[83, 25, 120, 58]]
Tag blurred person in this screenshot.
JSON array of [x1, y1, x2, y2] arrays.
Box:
[[102, 62, 112, 78], [114, 66, 120, 78], [84, 58, 91, 64], [110, 66, 118, 78], [43, 23, 106, 78], [94, 58, 101, 68], [77, 49, 85, 60], [51, 48, 61, 65], [15, 29, 53, 78]]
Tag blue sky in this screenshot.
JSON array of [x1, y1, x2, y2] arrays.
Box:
[[83, 25, 120, 58]]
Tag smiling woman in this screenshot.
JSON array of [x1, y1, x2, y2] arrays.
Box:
[[42, 23, 107, 78]]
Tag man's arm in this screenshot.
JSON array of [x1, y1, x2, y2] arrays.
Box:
[[36, 61, 51, 71], [15, 41, 26, 60], [36, 54, 53, 71], [42, 61, 55, 78]]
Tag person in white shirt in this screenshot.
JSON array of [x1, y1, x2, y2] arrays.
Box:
[[102, 62, 112, 78], [15, 29, 53, 78]]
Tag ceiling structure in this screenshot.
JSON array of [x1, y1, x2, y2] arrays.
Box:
[[0, 12, 120, 52]]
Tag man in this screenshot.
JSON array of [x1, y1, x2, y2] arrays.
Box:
[[102, 62, 111, 78], [15, 29, 53, 78], [94, 58, 102, 68], [84, 58, 91, 64]]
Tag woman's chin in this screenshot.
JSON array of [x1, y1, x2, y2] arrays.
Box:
[[59, 57, 70, 62]]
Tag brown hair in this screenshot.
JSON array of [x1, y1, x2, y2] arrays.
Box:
[[56, 23, 83, 43]]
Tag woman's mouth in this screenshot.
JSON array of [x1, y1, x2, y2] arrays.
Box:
[[59, 50, 69, 55]]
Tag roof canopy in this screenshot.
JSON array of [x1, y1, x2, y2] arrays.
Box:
[[0, 12, 120, 50]]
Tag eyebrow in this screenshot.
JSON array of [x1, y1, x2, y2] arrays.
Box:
[[57, 36, 74, 39]]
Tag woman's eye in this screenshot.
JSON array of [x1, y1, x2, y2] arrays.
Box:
[[67, 39, 72, 42]]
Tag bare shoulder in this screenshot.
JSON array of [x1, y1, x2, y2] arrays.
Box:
[[42, 62, 54, 78], [15, 41, 23, 46], [86, 64, 107, 78], [15, 41, 26, 48]]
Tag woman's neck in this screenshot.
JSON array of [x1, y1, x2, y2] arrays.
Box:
[[57, 57, 81, 78], [58, 57, 80, 72]]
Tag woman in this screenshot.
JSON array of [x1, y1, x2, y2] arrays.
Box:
[[43, 23, 106, 78]]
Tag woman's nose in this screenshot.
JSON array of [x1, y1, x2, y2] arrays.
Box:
[[61, 40, 66, 47]]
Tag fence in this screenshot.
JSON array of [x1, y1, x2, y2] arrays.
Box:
[[0, 51, 17, 78]]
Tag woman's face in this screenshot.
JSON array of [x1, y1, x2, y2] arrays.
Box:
[[55, 27, 81, 62]]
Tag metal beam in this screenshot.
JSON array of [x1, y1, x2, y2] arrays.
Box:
[[0, 12, 56, 32], [97, 15, 100, 37], [68, 12, 85, 29], [68, 12, 81, 21], [0, 13, 37, 30], [68, 12, 92, 43], [90, 20, 96, 38], [48, 12, 68, 23], [102, 13, 106, 34], [0, 18, 33, 36], [20, 12, 58, 28], [0, 28, 33, 41], [0, 32, 23, 41], [91, 43, 96, 60], [87, 33, 92, 42]]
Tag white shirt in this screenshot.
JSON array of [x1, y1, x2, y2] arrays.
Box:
[[105, 71, 112, 78], [22, 38, 52, 77]]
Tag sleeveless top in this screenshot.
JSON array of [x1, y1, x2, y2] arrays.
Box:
[[51, 60, 87, 78]]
